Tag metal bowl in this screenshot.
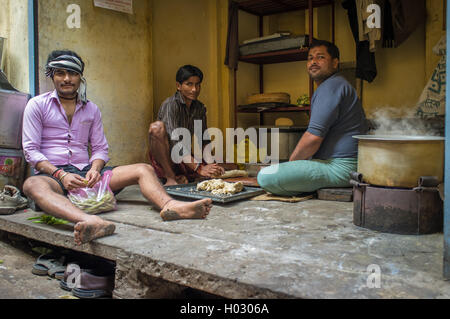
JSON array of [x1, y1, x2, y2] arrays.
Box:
[[353, 135, 444, 188]]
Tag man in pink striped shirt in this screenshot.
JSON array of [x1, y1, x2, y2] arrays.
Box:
[[22, 50, 213, 245]]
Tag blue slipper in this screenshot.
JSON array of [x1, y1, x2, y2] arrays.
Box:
[[31, 253, 66, 279]]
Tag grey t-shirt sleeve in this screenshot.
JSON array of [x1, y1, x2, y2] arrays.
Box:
[[306, 74, 368, 160], [307, 87, 341, 138]]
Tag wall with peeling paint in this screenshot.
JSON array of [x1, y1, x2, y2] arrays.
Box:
[[37, 0, 153, 166], [0, 0, 29, 93], [151, 0, 232, 136], [0, 0, 445, 167]]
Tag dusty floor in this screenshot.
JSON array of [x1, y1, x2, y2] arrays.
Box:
[[0, 231, 71, 299], [0, 230, 220, 299], [1, 185, 448, 299]]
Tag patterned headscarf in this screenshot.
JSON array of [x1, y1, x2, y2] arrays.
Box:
[[45, 54, 87, 104]]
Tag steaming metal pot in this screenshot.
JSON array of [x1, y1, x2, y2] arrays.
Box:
[[353, 135, 444, 188]]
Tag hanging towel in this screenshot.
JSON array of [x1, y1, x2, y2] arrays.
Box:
[[389, 0, 426, 48], [356, 0, 382, 52], [342, 0, 378, 83], [382, 0, 395, 48]]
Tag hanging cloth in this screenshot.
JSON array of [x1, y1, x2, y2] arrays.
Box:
[[382, 0, 395, 48], [356, 0, 382, 52], [342, 0, 378, 83], [383, 0, 426, 48], [389, 0, 426, 48]]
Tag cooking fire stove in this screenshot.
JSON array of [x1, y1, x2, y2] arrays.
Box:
[[350, 172, 443, 235]]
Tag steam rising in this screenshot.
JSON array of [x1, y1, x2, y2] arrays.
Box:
[[370, 107, 441, 137]]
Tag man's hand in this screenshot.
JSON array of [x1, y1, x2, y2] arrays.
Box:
[[289, 132, 324, 162], [84, 159, 106, 188], [85, 169, 102, 188], [197, 164, 225, 178], [61, 173, 87, 191]]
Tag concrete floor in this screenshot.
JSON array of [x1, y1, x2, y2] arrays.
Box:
[[0, 231, 218, 299], [0, 232, 70, 299], [1, 185, 449, 299]]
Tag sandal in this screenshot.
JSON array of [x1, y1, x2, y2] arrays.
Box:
[[72, 287, 112, 299], [59, 261, 115, 299], [31, 253, 67, 279], [59, 263, 94, 292]]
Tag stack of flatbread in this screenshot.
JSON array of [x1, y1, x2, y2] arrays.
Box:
[[197, 179, 244, 195]]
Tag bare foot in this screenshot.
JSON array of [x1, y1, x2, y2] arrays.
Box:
[[160, 198, 213, 221], [164, 176, 188, 186], [164, 177, 178, 186], [73, 216, 116, 245], [175, 175, 189, 184]]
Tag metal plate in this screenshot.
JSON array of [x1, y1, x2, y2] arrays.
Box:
[[353, 135, 444, 141], [165, 182, 265, 204]]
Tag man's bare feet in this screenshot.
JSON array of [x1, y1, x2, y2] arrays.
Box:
[[164, 176, 189, 186], [164, 177, 178, 186], [73, 215, 116, 245], [160, 198, 213, 221], [175, 175, 189, 184]]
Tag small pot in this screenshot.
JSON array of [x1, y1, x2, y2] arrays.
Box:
[[353, 135, 445, 188]]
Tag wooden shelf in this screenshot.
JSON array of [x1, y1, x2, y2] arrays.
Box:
[[237, 105, 310, 113], [239, 47, 309, 65], [233, 0, 335, 125], [236, 0, 334, 16]]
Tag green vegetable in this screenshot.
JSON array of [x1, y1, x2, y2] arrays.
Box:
[[296, 94, 310, 106], [27, 215, 69, 225], [67, 190, 116, 214]]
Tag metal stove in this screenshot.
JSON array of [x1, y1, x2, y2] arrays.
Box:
[[350, 172, 443, 235]]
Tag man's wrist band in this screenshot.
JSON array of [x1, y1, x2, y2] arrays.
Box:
[[52, 168, 62, 177], [59, 172, 68, 182], [57, 170, 65, 179], [194, 163, 202, 172]]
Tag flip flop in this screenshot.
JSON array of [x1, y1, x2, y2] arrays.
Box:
[[49, 266, 67, 281], [31, 254, 66, 278]]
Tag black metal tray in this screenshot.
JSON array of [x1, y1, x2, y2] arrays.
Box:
[[164, 182, 265, 204]]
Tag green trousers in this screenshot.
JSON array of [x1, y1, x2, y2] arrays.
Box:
[[257, 158, 357, 196]]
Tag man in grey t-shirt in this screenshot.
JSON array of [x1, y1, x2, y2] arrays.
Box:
[[257, 40, 368, 195]]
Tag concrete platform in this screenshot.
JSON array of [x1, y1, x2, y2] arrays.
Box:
[[0, 185, 449, 299]]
